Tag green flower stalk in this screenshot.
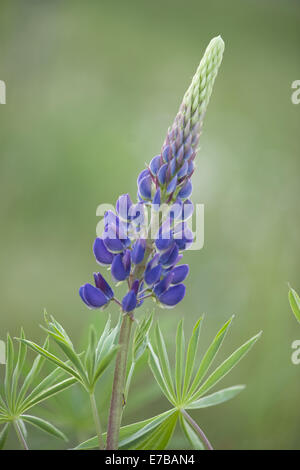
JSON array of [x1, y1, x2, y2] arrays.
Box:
[[163, 35, 225, 160], [106, 36, 225, 450]]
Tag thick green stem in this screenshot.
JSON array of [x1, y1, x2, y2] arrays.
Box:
[[13, 420, 29, 450], [106, 313, 133, 449], [89, 392, 105, 450]]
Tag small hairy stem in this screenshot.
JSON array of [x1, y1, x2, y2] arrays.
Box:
[[181, 409, 213, 450], [89, 393, 105, 450], [13, 420, 29, 450], [106, 313, 133, 449]]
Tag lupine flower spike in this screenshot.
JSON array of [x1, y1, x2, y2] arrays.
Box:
[[79, 36, 224, 315]]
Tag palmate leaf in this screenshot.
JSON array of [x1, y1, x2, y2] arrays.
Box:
[[288, 286, 300, 323], [147, 317, 261, 450], [0, 329, 74, 449]]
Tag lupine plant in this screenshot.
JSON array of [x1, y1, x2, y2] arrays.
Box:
[[0, 36, 262, 450]]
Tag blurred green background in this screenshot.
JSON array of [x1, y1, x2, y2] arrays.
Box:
[[0, 0, 299, 450]]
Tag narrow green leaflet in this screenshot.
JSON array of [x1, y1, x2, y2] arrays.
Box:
[[18, 339, 83, 383], [92, 345, 119, 386], [21, 415, 67, 441], [175, 319, 185, 401], [182, 317, 203, 399], [16, 337, 50, 408], [186, 316, 233, 400], [148, 343, 176, 405], [154, 324, 176, 401], [4, 334, 14, 409], [132, 313, 153, 363], [185, 385, 245, 409], [11, 329, 27, 405], [288, 286, 300, 323], [20, 378, 76, 413], [85, 325, 97, 382], [189, 331, 262, 402]]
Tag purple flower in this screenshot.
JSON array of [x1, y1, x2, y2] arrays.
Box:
[[158, 284, 186, 307], [131, 239, 146, 265], [79, 272, 114, 309], [122, 290, 137, 313], [93, 238, 114, 266], [111, 250, 131, 282]]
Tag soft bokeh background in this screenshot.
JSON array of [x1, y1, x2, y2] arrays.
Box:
[[0, 0, 299, 450]]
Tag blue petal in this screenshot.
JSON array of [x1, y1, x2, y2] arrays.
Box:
[[79, 284, 109, 309], [111, 253, 130, 281], [188, 160, 195, 176], [138, 169, 150, 183], [122, 249, 131, 275], [177, 161, 188, 179], [116, 193, 133, 221], [131, 239, 146, 264], [122, 291, 137, 312], [149, 155, 162, 176], [145, 264, 162, 286], [170, 265, 189, 284], [183, 147, 193, 161], [157, 163, 168, 185], [166, 175, 177, 195], [162, 145, 172, 163], [159, 243, 179, 268], [129, 202, 145, 225], [93, 238, 114, 265], [180, 199, 194, 221], [152, 187, 161, 209], [131, 279, 140, 295], [158, 284, 186, 307], [155, 227, 173, 251], [178, 180, 192, 199], [168, 199, 183, 219], [153, 271, 173, 297], [93, 272, 114, 299], [103, 233, 125, 253], [170, 157, 176, 176], [138, 174, 152, 200], [174, 223, 194, 250]]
